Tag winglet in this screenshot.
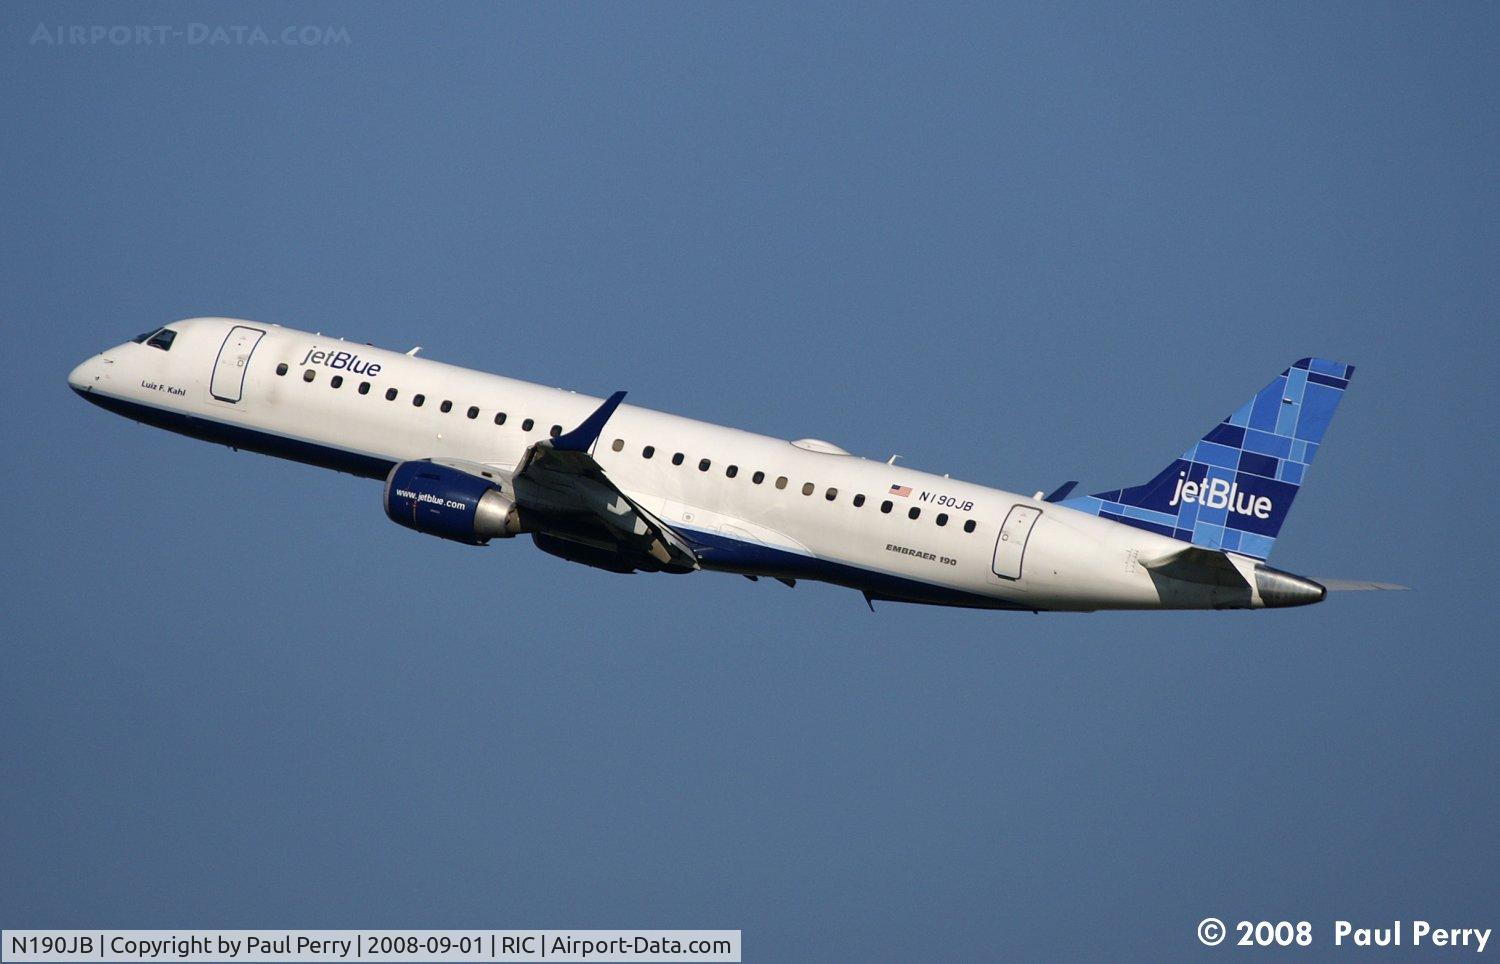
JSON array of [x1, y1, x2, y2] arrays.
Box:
[[551, 390, 627, 452], [1043, 481, 1078, 503]]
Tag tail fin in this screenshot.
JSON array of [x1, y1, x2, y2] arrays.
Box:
[[1061, 358, 1355, 560]]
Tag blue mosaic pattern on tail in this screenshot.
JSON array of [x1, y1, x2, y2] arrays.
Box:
[[1060, 358, 1354, 560]]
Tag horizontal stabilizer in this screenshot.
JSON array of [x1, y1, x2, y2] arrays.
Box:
[[1139, 545, 1250, 588], [1141, 546, 1330, 608], [1043, 481, 1078, 503], [1315, 578, 1409, 592]]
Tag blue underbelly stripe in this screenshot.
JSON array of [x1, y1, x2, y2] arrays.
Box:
[[76, 388, 1025, 609], [676, 525, 1025, 610], [74, 388, 397, 479]]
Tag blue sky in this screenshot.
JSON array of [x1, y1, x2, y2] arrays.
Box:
[[2, 2, 1496, 958]]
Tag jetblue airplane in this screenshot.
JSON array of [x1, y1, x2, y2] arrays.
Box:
[[69, 318, 1401, 612]]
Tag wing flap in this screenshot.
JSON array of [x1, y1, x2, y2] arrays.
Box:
[[512, 391, 698, 572]]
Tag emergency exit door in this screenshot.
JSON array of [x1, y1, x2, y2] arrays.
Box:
[[210, 325, 265, 403], [991, 505, 1041, 580]]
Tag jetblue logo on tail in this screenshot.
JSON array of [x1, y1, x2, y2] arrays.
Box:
[[1168, 471, 1273, 519], [1059, 358, 1354, 560]]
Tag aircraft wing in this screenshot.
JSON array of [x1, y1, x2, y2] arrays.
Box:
[[508, 391, 699, 572]]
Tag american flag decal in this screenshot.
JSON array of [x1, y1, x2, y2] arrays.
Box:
[[889, 484, 911, 497]]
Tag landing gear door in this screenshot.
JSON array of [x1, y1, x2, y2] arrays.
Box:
[[210, 325, 266, 403], [991, 505, 1041, 581]]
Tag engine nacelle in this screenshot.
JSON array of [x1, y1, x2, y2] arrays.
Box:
[[384, 461, 521, 545]]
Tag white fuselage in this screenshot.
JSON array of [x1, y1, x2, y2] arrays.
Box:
[[69, 317, 1286, 611]]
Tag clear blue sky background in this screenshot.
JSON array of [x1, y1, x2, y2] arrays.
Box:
[[3, 2, 1496, 959]]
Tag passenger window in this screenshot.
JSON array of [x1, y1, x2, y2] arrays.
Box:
[[726, 465, 738, 478], [672, 453, 685, 466], [413, 394, 425, 407], [386, 388, 398, 401], [276, 363, 288, 376], [643, 445, 655, 459], [467, 406, 479, 419], [440, 400, 453, 413], [825, 487, 837, 501], [963, 519, 976, 533], [359, 382, 371, 395], [752, 471, 765, 484], [494, 412, 506, 425], [303, 369, 316, 383], [853, 494, 865, 507], [550, 425, 561, 437], [699, 458, 711, 472], [908, 507, 920, 520], [611, 439, 624, 452], [801, 482, 814, 496], [776, 476, 788, 489], [936, 513, 948, 526], [146, 329, 176, 351], [522, 418, 534, 431], [330, 375, 343, 389], [881, 500, 893, 513]]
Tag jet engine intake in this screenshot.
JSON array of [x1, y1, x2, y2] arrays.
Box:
[[384, 461, 522, 545]]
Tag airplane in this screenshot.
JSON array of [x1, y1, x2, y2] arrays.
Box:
[[68, 317, 1403, 612]]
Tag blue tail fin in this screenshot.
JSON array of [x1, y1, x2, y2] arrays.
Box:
[[1061, 358, 1355, 560]]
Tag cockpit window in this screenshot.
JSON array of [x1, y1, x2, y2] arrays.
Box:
[[145, 329, 177, 351], [132, 328, 161, 344]]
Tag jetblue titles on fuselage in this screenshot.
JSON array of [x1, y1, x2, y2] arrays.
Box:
[[300, 346, 383, 377]]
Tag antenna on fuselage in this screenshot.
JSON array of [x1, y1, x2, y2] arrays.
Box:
[[406, 346, 422, 356], [887, 454, 901, 465]]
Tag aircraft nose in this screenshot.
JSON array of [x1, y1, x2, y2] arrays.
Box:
[[68, 356, 102, 394]]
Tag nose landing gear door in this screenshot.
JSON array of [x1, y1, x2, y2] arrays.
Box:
[[210, 325, 266, 403], [990, 505, 1041, 583]]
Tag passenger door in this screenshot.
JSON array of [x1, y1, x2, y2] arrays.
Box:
[[210, 325, 266, 403], [991, 505, 1041, 581]]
